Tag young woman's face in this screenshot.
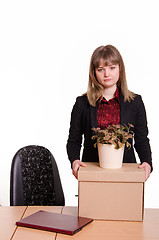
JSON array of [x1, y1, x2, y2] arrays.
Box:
[[95, 59, 120, 89]]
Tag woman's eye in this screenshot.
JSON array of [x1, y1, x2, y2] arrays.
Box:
[[98, 68, 103, 72], [110, 66, 115, 70]]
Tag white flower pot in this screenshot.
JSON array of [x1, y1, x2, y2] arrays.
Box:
[[98, 143, 125, 169]]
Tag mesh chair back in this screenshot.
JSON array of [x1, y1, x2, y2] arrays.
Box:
[[10, 145, 65, 206]]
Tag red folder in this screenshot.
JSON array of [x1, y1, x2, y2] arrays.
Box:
[[16, 210, 93, 235]]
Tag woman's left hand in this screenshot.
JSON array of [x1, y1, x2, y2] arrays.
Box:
[[138, 162, 151, 181]]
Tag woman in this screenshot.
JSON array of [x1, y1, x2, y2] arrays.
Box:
[[67, 45, 152, 180]]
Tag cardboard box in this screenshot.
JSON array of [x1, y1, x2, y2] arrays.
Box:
[[78, 162, 145, 221]]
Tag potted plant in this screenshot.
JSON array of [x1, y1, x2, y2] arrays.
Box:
[[92, 124, 134, 169]]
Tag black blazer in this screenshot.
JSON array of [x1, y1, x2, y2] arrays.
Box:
[[67, 91, 152, 170]]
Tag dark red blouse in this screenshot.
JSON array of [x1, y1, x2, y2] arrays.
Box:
[[97, 88, 120, 129]]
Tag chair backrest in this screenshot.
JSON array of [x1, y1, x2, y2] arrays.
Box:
[[10, 145, 65, 206]]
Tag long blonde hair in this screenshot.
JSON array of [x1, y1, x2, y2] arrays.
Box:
[[86, 45, 135, 106]]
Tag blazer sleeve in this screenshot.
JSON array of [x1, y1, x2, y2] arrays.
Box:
[[66, 97, 84, 165], [134, 95, 153, 170]]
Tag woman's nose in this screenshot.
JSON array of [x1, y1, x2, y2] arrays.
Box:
[[104, 68, 109, 77]]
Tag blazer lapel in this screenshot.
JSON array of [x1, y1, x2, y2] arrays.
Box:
[[120, 92, 125, 125], [89, 104, 97, 129], [120, 91, 131, 125]]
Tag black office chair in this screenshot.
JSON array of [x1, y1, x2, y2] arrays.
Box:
[[10, 145, 65, 206]]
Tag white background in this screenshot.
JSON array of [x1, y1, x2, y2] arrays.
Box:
[[0, 0, 158, 207]]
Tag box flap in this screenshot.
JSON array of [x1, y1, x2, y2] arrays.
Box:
[[78, 163, 145, 182]]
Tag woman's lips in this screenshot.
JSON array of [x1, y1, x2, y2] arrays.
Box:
[[104, 78, 111, 81]]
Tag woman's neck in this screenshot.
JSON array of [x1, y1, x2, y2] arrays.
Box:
[[102, 85, 117, 101]]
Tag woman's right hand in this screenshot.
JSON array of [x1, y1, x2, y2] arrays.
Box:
[[72, 160, 87, 179]]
